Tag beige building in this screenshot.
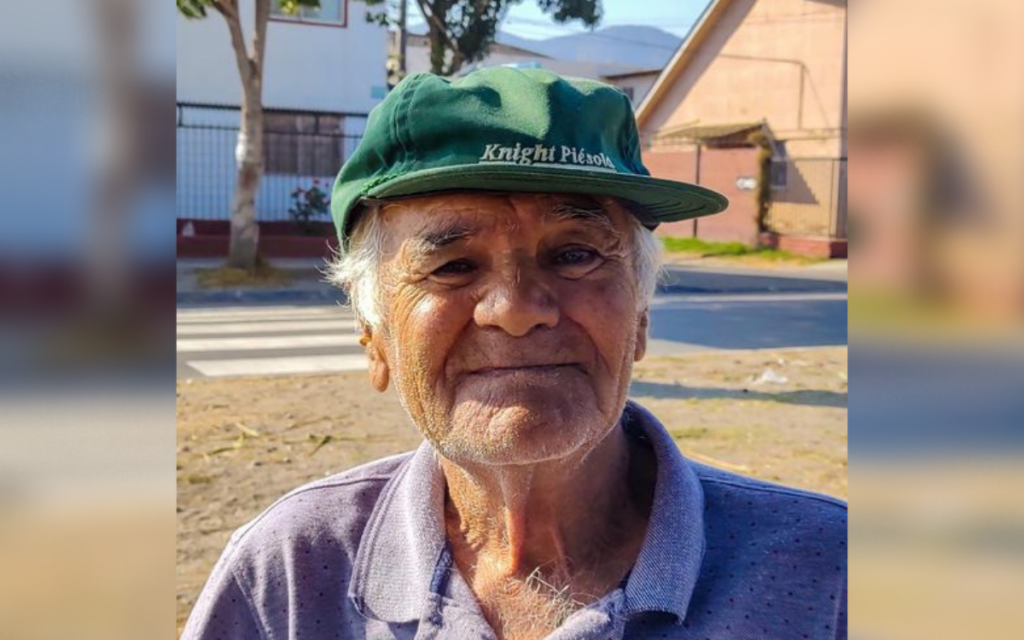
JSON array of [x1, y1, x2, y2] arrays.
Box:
[[845, 0, 1024, 316], [636, 0, 847, 254]]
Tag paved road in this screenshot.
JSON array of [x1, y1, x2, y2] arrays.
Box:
[[178, 265, 847, 379], [658, 264, 847, 295], [648, 291, 847, 356]]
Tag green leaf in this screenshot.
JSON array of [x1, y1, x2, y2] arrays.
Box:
[[277, 0, 322, 16], [176, 0, 210, 19]]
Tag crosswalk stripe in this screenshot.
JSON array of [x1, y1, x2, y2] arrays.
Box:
[[177, 334, 363, 353], [177, 320, 356, 336], [177, 306, 351, 324], [177, 304, 369, 378], [187, 354, 368, 377]]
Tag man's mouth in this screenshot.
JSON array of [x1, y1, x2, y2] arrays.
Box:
[[470, 363, 582, 377]]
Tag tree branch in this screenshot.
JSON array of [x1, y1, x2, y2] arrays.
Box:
[[253, 0, 269, 72], [415, 0, 458, 52], [210, 0, 233, 19], [219, 0, 255, 96]]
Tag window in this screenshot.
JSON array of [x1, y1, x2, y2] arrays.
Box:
[[770, 160, 788, 190], [270, 0, 347, 26], [264, 112, 349, 176], [769, 141, 788, 190]]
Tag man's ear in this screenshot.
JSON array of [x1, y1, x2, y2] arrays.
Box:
[[361, 325, 390, 392], [633, 308, 649, 362]]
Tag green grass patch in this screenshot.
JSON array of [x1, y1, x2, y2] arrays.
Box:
[[670, 427, 710, 439], [660, 237, 824, 264], [196, 263, 293, 289], [662, 237, 750, 256]]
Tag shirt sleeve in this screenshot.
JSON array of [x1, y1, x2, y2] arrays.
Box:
[[181, 548, 265, 640]]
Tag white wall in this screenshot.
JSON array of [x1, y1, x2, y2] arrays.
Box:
[[177, 1, 384, 221], [177, 0, 388, 113], [606, 73, 659, 109], [176, 106, 368, 221], [404, 38, 552, 77], [404, 36, 649, 86]]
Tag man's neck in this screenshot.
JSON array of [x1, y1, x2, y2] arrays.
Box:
[[441, 423, 653, 582]]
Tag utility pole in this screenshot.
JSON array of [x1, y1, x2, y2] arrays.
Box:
[[397, 0, 408, 79]]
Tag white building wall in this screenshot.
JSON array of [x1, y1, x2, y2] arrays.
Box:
[[606, 73, 659, 109], [404, 39, 552, 77], [177, 1, 385, 220], [177, 0, 388, 112], [404, 38, 643, 84]]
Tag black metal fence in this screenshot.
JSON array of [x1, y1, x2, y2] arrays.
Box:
[[176, 103, 367, 221]]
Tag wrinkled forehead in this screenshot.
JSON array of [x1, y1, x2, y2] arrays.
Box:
[[373, 192, 633, 244]]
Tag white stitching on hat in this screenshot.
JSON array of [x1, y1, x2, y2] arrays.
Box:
[[478, 142, 617, 171]]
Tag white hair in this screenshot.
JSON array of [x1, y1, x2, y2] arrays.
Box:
[[326, 203, 663, 330], [326, 203, 389, 329]]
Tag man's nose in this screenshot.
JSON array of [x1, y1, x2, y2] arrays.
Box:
[[473, 263, 559, 337]]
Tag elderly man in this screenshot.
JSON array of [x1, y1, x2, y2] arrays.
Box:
[[183, 69, 846, 640]]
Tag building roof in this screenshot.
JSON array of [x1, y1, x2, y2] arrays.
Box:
[[455, 58, 647, 81], [652, 121, 761, 143], [601, 68, 663, 80], [404, 23, 554, 59]]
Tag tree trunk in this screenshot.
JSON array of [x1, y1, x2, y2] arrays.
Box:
[[428, 25, 446, 75], [445, 50, 465, 76], [228, 86, 262, 271], [219, 0, 268, 272]]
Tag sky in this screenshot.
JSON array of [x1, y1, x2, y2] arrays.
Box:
[[406, 0, 715, 40]]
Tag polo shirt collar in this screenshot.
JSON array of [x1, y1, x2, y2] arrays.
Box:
[[348, 440, 447, 623], [348, 401, 706, 625], [619, 401, 706, 623]]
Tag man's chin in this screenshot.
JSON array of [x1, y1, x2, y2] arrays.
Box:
[[442, 396, 593, 465], [455, 365, 589, 403]]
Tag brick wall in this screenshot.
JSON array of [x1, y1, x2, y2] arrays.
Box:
[[643, 147, 760, 244]]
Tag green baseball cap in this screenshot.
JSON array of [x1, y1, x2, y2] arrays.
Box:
[[331, 67, 728, 251]]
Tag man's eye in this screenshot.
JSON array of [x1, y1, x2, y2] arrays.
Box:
[[553, 247, 599, 266], [433, 259, 477, 276]]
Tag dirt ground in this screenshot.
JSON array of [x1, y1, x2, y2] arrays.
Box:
[[176, 346, 847, 632]]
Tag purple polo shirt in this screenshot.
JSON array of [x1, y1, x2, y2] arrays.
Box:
[[183, 401, 847, 639]]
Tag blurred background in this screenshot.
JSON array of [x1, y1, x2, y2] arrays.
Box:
[[1, 0, 1022, 637], [0, 0, 175, 638], [849, 1, 1024, 639]]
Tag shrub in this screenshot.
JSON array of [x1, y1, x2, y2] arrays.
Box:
[[288, 180, 330, 235]]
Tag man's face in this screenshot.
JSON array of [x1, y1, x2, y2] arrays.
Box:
[[367, 192, 648, 466]]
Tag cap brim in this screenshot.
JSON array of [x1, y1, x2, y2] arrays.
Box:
[[363, 163, 728, 224]]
